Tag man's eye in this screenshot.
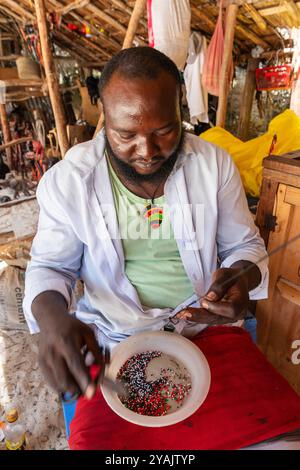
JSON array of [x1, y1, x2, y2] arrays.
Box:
[[156, 127, 173, 136], [119, 134, 135, 140]]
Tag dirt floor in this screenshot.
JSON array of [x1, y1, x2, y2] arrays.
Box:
[[0, 328, 68, 450]]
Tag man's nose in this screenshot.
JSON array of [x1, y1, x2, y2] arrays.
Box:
[[135, 136, 159, 160]]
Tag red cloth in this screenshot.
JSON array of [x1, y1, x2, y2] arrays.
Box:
[[202, 0, 233, 96], [69, 326, 300, 450]]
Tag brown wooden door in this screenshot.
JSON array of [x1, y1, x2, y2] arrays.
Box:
[[257, 183, 300, 394]]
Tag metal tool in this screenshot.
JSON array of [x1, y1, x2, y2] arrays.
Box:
[[185, 231, 300, 309], [61, 345, 126, 404]]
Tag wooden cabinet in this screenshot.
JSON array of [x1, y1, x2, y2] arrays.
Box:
[[256, 151, 300, 394]]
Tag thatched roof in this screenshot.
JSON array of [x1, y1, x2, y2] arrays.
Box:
[[0, 0, 299, 68]]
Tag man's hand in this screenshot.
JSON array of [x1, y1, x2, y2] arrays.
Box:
[[32, 291, 103, 400], [176, 261, 261, 324]]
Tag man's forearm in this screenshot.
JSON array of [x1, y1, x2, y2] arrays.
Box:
[[230, 260, 262, 292], [31, 290, 69, 331]]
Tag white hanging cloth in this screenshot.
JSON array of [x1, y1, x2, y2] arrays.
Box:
[[147, 0, 191, 70], [184, 32, 209, 124], [290, 27, 300, 117]]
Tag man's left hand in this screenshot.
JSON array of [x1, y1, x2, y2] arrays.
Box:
[[176, 263, 260, 325]]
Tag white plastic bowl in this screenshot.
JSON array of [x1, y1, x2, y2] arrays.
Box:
[[101, 331, 211, 427]]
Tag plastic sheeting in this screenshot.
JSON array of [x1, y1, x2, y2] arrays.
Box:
[[200, 110, 300, 197]]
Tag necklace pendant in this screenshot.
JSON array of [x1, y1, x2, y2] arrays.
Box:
[[144, 203, 163, 229]]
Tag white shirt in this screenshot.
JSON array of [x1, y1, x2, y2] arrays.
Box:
[[184, 32, 209, 124], [23, 130, 268, 346]]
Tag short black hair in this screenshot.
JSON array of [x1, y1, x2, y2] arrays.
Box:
[[99, 46, 181, 101]]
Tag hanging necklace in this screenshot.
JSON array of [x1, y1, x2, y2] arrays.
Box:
[[142, 180, 164, 230], [106, 150, 165, 230]]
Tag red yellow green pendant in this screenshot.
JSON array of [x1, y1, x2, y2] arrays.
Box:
[[144, 204, 163, 229]]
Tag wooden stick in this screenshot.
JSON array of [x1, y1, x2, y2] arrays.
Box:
[[94, 0, 147, 137], [0, 103, 13, 168], [111, 0, 148, 29], [0, 55, 20, 61], [57, 0, 90, 15], [238, 57, 260, 141], [0, 136, 32, 152], [122, 0, 147, 49], [2, 78, 43, 88], [216, 3, 238, 128], [2, 0, 35, 20], [243, 4, 267, 32], [34, 0, 69, 157], [235, 24, 269, 49], [191, 4, 216, 31]]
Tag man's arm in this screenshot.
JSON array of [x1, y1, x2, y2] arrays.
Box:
[[177, 150, 268, 324], [216, 150, 268, 299], [24, 168, 102, 398]]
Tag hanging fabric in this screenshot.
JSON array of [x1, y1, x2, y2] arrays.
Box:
[[290, 27, 300, 117], [184, 32, 209, 124], [202, 0, 232, 96], [147, 0, 191, 70]]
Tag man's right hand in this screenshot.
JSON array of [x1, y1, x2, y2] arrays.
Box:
[[32, 291, 103, 400]]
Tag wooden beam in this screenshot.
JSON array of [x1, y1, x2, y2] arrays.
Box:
[[0, 33, 15, 40], [0, 6, 24, 24], [60, 24, 110, 60], [235, 24, 270, 49], [0, 136, 32, 152], [258, 2, 300, 17], [238, 57, 260, 141], [243, 3, 267, 32], [2, 0, 35, 20], [57, 0, 90, 15], [0, 55, 19, 61], [111, 0, 148, 29], [86, 3, 146, 46], [191, 5, 215, 31], [216, 3, 238, 128], [0, 18, 14, 24], [122, 0, 146, 49], [86, 4, 128, 35], [34, 0, 69, 157], [283, 0, 300, 25], [0, 103, 13, 168], [2, 78, 43, 87], [52, 30, 99, 62], [47, 0, 121, 54]]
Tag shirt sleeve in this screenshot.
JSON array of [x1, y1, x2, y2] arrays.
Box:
[[216, 150, 269, 300], [23, 168, 83, 333]]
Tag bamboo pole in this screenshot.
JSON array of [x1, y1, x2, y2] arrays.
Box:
[[122, 0, 147, 49], [94, 0, 147, 137], [243, 4, 267, 32], [34, 0, 69, 157], [216, 3, 238, 128], [238, 58, 259, 141], [0, 103, 13, 169]]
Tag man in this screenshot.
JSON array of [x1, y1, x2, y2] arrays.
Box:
[[24, 47, 268, 403]]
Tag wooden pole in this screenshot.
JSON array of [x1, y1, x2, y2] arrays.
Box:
[[216, 2, 238, 128], [0, 103, 13, 169], [94, 0, 147, 137], [122, 0, 147, 49], [238, 58, 260, 141], [34, 0, 69, 157]]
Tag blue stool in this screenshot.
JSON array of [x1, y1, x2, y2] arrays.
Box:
[[244, 317, 257, 343], [61, 399, 77, 439]]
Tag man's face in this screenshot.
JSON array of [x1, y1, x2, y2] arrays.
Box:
[[102, 71, 182, 181]]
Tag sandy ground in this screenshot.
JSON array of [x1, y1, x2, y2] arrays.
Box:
[[0, 328, 68, 450]]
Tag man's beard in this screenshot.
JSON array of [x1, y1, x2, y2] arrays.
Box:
[[104, 132, 184, 184]]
